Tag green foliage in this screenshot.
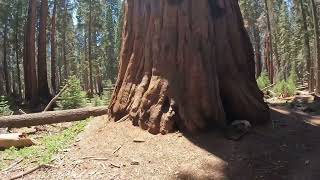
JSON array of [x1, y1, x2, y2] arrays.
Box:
[[57, 76, 87, 110], [0, 96, 12, 117], [257, 72, 271, 89], [288, 66, 298, 85], [0, 120, 88, 170], [273, 68, 297, 97]]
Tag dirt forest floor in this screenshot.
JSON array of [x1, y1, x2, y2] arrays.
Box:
[[2, 105, 320, 180]]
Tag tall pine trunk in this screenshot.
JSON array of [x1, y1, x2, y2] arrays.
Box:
[[23, 0, 38, 105], [38, 0, 51, 101], [109, 0, 269, 134], [51, 0, 57, 94]]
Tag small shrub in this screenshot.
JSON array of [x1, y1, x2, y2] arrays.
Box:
[[273, 69, 297, 97], [57, 76, 87, 110], [0, 96, 12, 116], [257, 72, 271, 89], [288, 67, 298, 86]]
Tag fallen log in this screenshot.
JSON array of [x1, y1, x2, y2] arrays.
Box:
[[0, 106, 109, 128]]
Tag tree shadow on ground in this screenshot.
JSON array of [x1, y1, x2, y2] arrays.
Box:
[[179, 106, 320, 180]]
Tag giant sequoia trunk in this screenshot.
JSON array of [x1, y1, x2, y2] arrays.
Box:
[[109, 0, 270, 134]]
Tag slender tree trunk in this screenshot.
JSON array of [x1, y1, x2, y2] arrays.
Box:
[[300, 0, 313, 92], [253, 26, 262, 78], [96, 65, 103, 95], [62, 0, 68, 79], [0, 64, 4, 95], [58, 46, 62, 87], [38, 0, 51, 101], [311, 0, 320, 94], [15, 5, 22, 99], [83, 32, 89, 91], [3, 22, 10, 95], [23, 0, 39, 105], [88, 0, 94, 96], [265, 0, 280, 82], [11, 63, 16, 96], [51, 0, 57, 94], [109, 0, 269, 134], [264, 0, 274, 83]]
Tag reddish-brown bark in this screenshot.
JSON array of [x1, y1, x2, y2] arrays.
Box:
[[264, 33, 273, 83], [109, 0, 270, 134], [23, 0, 38, 105], [38, 0, 51, 101], [253, 26, 262, 78]]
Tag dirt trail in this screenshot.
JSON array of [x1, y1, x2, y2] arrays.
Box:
[[4, 106, 320, 180]]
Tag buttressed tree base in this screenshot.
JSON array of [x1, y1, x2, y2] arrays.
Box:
[[109, 0, 270, 134]]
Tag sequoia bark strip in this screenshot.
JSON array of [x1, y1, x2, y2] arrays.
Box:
[[109, 0, 270, 134]]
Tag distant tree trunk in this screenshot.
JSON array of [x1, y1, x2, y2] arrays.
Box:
[[88, 0, 94, 96], [96, 65, 103, 95], [311, 0, 320, 94], [15, 4, 22, 99], [11, 64, 16, 96], [300, 0, 313, 92], [23, 0, 38, 105], [264, 0, 273, 82], [264, 33, 274, 83], [253, 26, 262, 78], [62, 0, 68, 79], [0, 65, 4, 95], [38, 0, 51, 101], [83, 32, 89, 91], [106, 4, 117, 84], [109, 0, 270, 134], [58, 47, 62, 87], [3, 21, 10, 95], [51, 0, 57, 94]]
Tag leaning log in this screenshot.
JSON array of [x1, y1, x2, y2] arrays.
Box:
[[0, 106, 109, 128]]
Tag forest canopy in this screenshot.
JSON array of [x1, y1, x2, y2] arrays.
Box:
[[0, 0, 123, 105]]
